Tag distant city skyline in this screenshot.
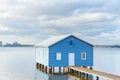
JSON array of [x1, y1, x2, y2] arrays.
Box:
[[1, 41, 33, 45], [0, 41, 34, 47], [0, 0, 120, 45], [0, 41, 2, 47]]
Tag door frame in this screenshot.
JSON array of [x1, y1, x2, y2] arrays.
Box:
[[68, 53, 75, 66]]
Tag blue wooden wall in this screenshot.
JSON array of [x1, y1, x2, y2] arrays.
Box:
[[49, 36, 93, 67]]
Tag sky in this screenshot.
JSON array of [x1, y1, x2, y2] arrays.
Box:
[[0, 0, 120, 45]]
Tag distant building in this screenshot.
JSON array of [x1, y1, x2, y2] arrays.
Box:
[[12, 42, 21, 46], [3, 42, 34, 47], [36, 35, 93, 73], [0, 41, 2, 47]]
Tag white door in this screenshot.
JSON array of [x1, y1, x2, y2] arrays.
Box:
[[69, 53, 75, 66]]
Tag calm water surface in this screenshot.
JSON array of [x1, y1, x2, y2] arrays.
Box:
[[0, 47, 120, 80]]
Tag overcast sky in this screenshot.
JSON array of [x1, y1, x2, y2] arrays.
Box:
[[0, 0, 120, 45]]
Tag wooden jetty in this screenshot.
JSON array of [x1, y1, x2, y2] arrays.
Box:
[[68, 66, 120, 80], [36, 63, 120, 80]]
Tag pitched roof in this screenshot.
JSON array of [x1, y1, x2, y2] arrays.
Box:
[[36, 34, 71, 47], [36, 34, 93, 47]]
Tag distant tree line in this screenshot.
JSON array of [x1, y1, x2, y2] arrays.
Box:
[[94, 45, 120, 48]]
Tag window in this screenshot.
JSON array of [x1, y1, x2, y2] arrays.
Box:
[[56, 52, 61, 60], [81, 52, 86, 60]]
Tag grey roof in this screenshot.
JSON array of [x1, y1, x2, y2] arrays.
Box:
[[36, 35, 70, 47], [36, 34, 93, 47]]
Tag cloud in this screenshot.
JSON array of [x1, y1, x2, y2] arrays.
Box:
[[83, 29, 120, 45], [0, 0, 120, 44], [0, 25, 13, 31], [103, 0, 120, 13]]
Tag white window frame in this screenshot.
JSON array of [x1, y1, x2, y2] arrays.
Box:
[[81, 52, 86, 60], [56, 52, 61, 60]]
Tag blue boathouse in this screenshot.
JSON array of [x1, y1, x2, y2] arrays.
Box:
[[36, 35, 93, 73]]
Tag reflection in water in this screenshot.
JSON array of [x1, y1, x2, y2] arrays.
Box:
[[35, 69, 68, 80], [35, 69, 93, 80], [88, 75, 93, 80]]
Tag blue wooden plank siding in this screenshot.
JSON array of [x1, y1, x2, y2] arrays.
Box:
[[49, 35, 93, 67]]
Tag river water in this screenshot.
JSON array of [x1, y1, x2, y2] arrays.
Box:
[[0, 47, 119, 80]]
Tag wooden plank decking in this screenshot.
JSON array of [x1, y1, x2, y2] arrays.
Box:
[[68, 66, 120, 80]]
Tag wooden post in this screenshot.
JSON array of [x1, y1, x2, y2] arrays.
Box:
[[37, 63, 39, 69], [77, 71, 79, 76], [90, 66, 93, 69], [83, 66, 86, 68], [45, 66, 47, 73], [79, 72, 81, 77], [72, 69, 74, 73], [43, 65, 45, 72], [44, 66, 46, 72], [69, 68, 71, 73], [38, 64, 40, 70], [63, 67, 65, 73], [42, 64, 43, 71], [36, 63, 38, 69], [59, 67, 61, 73], [41, 64, 42, 71], [96, 76, 99, 80], [73, 70, 76, 75], [69, 69, 71, 73], [86, 74, 89, 78], [75, 70, 77, 76], [42, 65, 44, 71], [40, 64, 41, 70], [68, 68, 70, 73], [49, 67, 52, 74], [70, 69, 73, 74]]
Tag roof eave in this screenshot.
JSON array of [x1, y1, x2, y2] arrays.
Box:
[[70, 35, 93, 47], [35, 45, 49, 48]]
